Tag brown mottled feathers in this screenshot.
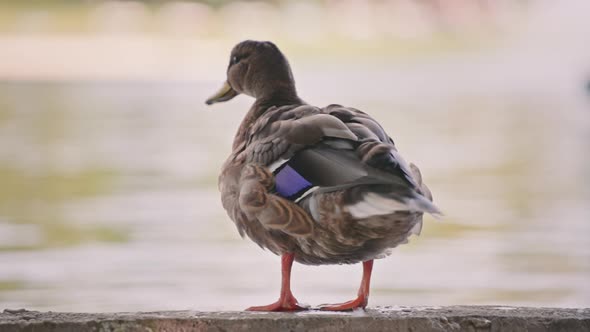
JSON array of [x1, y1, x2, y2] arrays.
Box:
[[242, 105, 357, 166], [239, 164, 314, 237], [219, 103, 437, 265]]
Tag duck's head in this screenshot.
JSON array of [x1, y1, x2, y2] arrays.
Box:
[[205, 40, 298, 105]]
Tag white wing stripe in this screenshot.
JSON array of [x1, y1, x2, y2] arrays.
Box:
[[347, 192, 439, 219], [268, 158, 289, 173]]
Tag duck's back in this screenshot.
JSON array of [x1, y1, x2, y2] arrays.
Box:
[[220, 103, 438, 265]]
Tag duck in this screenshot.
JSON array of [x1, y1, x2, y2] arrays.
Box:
[[205, 40, 440, 312]]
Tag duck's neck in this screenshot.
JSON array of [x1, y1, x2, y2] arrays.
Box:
[[232, 90, 303, 151], [255, 89, 303, 111]]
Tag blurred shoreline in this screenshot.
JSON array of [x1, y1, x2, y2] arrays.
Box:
[[0, 1, 587, 84]]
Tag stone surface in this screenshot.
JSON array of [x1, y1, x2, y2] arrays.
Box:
[[1, 306, 589, 332]]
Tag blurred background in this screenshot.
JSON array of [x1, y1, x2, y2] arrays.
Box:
[[0, 0, 589, 312]]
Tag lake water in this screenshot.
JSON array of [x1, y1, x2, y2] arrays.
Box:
[[0, 55, 589, 312]]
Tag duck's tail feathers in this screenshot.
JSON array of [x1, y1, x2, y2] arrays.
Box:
[[346, 191, 443, 220]]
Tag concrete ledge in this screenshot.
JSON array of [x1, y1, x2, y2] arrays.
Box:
[[1, 306, 589, 332]]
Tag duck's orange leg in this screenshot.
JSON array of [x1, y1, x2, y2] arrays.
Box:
[[246, 253, 307, 312], [319, 260, 374, 311]]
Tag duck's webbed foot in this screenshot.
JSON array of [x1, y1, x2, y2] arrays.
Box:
[[246, 253, 309, 312], [318, 296, 368, 311], [318, 260, 374, 312], [246, 292, 307, 312]]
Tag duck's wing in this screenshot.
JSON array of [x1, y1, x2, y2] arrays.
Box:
[[244, 104, 358, 166], [288, 141, 441, 219], [243, 104, 440, 221]]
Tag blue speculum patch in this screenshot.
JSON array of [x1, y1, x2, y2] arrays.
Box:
[[274, 164, 312, 200]]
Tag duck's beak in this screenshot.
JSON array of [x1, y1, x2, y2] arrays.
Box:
[[205, 81, 239, 105]]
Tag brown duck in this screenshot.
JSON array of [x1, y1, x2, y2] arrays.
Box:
[[206, 40, 440, 312]]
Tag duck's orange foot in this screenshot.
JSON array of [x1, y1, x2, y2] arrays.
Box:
[[246, 295, 308, 312], [318, 296, 368, 311]]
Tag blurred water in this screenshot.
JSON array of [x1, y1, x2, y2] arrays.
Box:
[[0, 54, 589, 312]]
